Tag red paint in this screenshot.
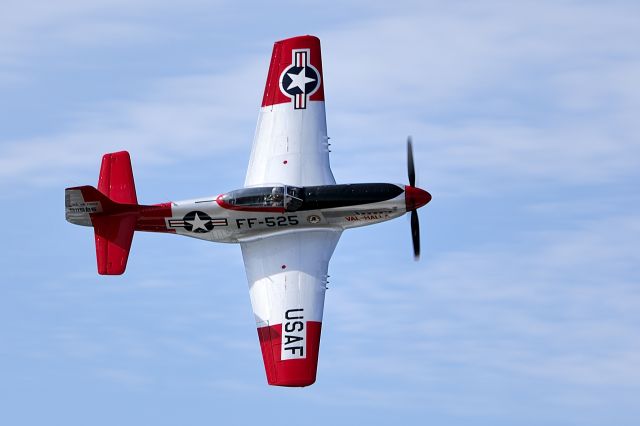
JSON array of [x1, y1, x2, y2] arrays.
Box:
[[92, 213, 136, 275], [68, 159, 176, 275], [261, 35, 325, 108], [135, 202, 174, 233], [257, 322, 322, 387], [98, 151, 138, 204], [69, 185, 174, 234], [71, 184, 138, 275], [216, 194, 285, 214], [404, 185, 432, 211], [68, 185, 122, 212]]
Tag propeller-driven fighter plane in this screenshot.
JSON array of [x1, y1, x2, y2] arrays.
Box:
[[65, 35, 431, 387]]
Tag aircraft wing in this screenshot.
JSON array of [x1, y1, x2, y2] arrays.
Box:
[[244, 35, 336, 188], [240, 229, 341, 386]]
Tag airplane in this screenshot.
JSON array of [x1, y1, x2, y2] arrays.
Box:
[[65, 35, 431, 387]]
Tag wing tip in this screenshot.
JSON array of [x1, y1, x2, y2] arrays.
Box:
[[258, 321, 323, 387], [261, 35, 324, 108], [267, 376, 317, 387], [274, 34, 320, 45]]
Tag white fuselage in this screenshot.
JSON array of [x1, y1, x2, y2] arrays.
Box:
[[166, 184, 407, 243]]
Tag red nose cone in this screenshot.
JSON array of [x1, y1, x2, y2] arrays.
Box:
[[405, 186, 432, 211]]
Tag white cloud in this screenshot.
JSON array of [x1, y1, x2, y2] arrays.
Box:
[[322, 213, 640, 407], [0, 1, 153, 64], [0, 64, 265, 188], [322, 2, 640, 190], [1, 1, 638, 193], [95, 367, 152, 388]]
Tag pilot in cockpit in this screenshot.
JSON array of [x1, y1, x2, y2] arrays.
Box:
[[268, 187, 284, 206]]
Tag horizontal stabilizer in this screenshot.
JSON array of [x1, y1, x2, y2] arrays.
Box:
[[92, 213, 137, 275], [98, 151, 138, 204]]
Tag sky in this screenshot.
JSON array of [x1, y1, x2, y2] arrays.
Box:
[[1, 0, 639, 424]]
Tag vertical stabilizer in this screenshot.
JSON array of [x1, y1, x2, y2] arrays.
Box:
[[98, 151, 138, 204]]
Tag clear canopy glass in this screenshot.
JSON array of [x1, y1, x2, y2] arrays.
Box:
[[220, 186, 303, 211]]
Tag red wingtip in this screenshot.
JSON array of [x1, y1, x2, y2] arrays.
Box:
[[257, 322, 322, 387], [261, 35, 325, 109]]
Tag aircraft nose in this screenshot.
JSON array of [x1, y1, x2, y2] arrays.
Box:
[[405, 185, 432, 211]]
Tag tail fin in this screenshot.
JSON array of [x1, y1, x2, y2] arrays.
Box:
[[65, 151, 140, 275], [93, 212, 137, 275], [98, 151, 138, 204]]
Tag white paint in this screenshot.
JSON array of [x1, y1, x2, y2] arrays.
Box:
[[244, 101, 335, 187], [240, 229, 341, 328]]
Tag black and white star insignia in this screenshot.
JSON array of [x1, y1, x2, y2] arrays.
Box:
[[279, 49, 321, 109], [183, 211, 214, 233]]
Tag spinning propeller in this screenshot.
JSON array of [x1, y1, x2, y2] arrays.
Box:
[[404, 137, 432, 260]]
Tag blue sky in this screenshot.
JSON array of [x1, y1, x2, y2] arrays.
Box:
[[1, 1, 639, 424]]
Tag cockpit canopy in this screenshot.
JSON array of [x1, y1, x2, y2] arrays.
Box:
[[219, 186, 304, 212]]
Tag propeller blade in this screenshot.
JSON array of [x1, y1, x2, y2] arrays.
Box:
[[407, 136, 415, 187], [411, 210, 420, 260]]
